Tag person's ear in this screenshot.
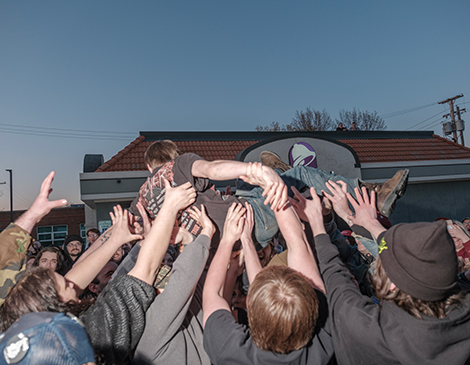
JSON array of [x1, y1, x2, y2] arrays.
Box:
[[146, 164, 153, 173], [389, 282, 397, 293], [89, 283, 100, 295]]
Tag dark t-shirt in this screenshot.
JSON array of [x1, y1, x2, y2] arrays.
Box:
[[131, 153, 240, 240], [203, 292, 335, 365]]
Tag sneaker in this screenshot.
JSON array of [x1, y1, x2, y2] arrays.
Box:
[[260, 151, 291, 173], [362, 169, 409, 217], [289, 142, 317, 168]]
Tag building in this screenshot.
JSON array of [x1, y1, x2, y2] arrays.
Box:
[[0, 205, 86, 247], [80, 130, 470, 230]]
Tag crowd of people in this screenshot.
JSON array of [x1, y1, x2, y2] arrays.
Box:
[[0, 140, 469, 364]]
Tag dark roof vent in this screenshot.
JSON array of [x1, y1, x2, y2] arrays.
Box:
[[83, 154, 104, 173]]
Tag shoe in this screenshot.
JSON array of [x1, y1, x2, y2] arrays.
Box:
[[362, 169, 409, 217], [260, 151, 291, 173]]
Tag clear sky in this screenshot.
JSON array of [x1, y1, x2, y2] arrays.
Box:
[[1, 0, 469, 211]]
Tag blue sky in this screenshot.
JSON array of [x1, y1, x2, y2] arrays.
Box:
[[1, 0, 469, 210]]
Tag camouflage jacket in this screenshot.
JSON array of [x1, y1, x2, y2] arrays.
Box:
[[0, 224, 32, 306]]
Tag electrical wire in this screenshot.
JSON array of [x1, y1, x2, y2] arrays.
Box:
[[405, 110, 446, 130], [0, 126, 136, 140], [381, 102, 437, 118]]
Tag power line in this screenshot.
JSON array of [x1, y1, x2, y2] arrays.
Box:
[[0, 127, 136, 141], [381, 101, 437, 118], [405, 110, 445, 130], [0, 122, 135, 136]]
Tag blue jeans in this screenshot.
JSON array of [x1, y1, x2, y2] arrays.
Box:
[[236, 166, 360, 248]]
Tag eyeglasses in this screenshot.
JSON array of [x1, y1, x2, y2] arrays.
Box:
[[67, 241, 82, 247], [87, 233, 98, 238]]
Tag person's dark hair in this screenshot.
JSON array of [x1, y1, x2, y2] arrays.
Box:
[[86, 228, 100, 237], [373, 258, 466, 319], [0, 267, 92, 332], [33, 246, 64, 272], [144, 140, 180, 170], [247, 265, 319, 354]]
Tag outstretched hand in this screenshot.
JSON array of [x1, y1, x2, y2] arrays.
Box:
[[322, 180, 353, 221], [346, 187, 386, 239], [15, 171, 68, 233], [222, 203, 246, 244], [289, 186, 323, 228], [239, 162, 287, 211], [134, 202, 152, 236], [190, 204, 216, 239], [240, 202, 254, 243], [162, 178, 197, 212], [109, 205, 143, 244]]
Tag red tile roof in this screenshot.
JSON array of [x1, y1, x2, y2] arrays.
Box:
[[338, 135, 470, 163], [96, 134, 470, 172], [96, 136, 259, 172]]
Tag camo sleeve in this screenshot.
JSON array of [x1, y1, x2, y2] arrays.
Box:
[[0, 224, 32, 305]]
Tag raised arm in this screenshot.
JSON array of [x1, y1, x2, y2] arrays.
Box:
[[203, 203, 246, 326], [277, 186, 325, 293], [240, 202, 262, 284], [128, 179, 196, 285], [65, 205, 142, 293], [14, 171, 67, 234]]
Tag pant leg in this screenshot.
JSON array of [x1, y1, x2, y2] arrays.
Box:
[[280, 166, 360, 197]]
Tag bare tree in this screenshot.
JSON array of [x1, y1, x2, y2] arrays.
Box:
[[256, 108, 334, 132], [287, 108, 334, 131], [256, 121, 283, 132], [336, 108, 386, 131]]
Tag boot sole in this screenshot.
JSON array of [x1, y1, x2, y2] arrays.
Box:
[[380, 170, 409, 217]]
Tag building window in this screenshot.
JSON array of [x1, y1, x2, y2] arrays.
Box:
[[80, 223, 86, 241], [37, 225, 68, 247]]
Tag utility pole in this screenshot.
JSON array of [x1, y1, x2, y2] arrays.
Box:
[[456, 105, 466, 146], [5, 169, 12, 222], [439, 94, 463, 143]]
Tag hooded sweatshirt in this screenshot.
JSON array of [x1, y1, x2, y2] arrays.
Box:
[[315, 233, 470, 365]]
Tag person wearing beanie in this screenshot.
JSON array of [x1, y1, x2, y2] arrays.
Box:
[[292, 183, 470, 365], [60, 234, 85, 275]]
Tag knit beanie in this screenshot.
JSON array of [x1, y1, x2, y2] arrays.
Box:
[[64, 234, 84, 246], [378, 220, 458, 301]]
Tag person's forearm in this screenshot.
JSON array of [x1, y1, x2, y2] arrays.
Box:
[[66, 232, 123, 292], [128, 204, 178, 285], [223, 263, 239, 305], [192, 160, 248, 181], [277, 206, 325, 293], [241, 236, 262, 283], [14, 210, 43, 234], [74, 227, 114, 265], [207, 239, 233, 295]]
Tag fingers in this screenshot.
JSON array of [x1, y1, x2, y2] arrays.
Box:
[[40, 171, 55, 196]]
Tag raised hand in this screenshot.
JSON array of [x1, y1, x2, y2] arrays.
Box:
[[134, 202, 152, 236], [190, 204, 215, 239], [322, 180, 353, 221], [222, 203, 246, 244], [289, 186, 323, 228], [346, 187, 386, 239], [109, 205, 143, 244], [240, 202, 254, 244], [162, 178, 197, 212], [15, 171, 68, 233]]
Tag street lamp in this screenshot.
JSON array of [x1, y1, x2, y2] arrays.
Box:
[[5, 169, 12, 222]]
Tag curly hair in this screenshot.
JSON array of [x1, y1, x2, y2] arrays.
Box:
[[33, 246, 64, 272], [0, 267, 92, 332], [373, 258, 466, 319]]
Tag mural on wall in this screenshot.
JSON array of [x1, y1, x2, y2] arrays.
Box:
[[237, 136, 362, 180]]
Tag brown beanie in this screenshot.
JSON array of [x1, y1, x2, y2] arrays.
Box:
[[378, 220, 458, 301]]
